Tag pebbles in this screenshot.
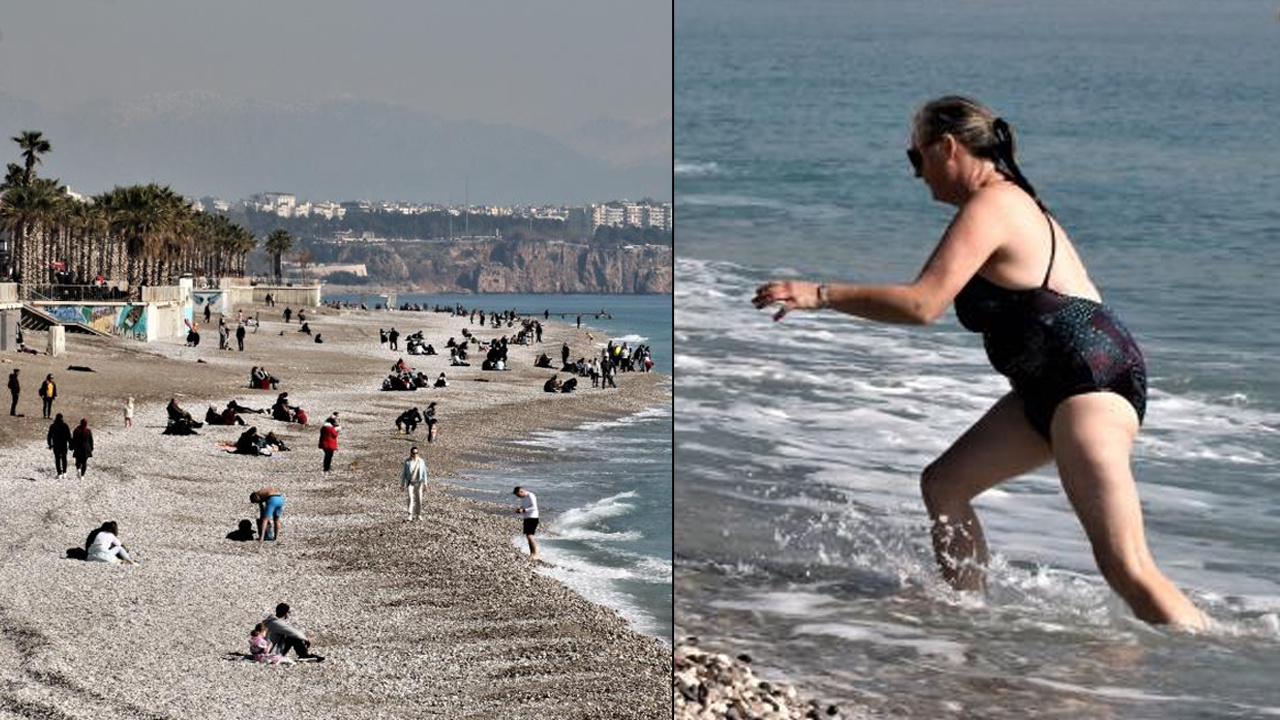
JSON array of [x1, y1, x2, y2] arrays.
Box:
[[0, 307, 672, 719], [674, 635, 854, 720]]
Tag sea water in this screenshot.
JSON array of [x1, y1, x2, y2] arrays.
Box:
[[676, 0, 1280, 716], [329, 292, 673, 642]]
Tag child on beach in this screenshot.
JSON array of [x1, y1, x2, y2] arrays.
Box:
[[249, 623, 294, 665], [124, 397, 134, 429]]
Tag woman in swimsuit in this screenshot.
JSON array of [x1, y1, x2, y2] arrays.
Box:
[[752, 96, 1204, 629]]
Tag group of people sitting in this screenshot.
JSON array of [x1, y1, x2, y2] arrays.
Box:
[[205, 400, 266, 426], [233, 426, 291, 456], [165, 398, 205, 435], [249, 367, 281, 390], [382, 359, 448, 391], [405, 331, 436, 356], [480, 337, 510, 371], [247, 603, 324, 664], [543, 375, 579, 394]]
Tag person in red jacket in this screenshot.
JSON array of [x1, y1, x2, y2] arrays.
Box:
[[318, 413, 340, 472]]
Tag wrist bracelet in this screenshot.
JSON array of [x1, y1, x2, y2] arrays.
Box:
[[817, 284, 830, 309]]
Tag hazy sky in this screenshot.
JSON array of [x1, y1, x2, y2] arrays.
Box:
[[0, 0, 672, 133]]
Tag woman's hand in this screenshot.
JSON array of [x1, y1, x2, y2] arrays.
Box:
[[752, 280, 823, 321]]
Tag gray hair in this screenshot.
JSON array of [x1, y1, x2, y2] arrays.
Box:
[[912, 95, 1043, 205]]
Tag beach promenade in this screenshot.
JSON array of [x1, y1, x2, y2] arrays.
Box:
[[0, 304, 671, 719]]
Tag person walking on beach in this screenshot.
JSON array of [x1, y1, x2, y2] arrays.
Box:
[[250, 487, 285, 542], [236, 323, 246, 352], [47, 413, 71, 478], [8, 369, 19, 416], [513, 486, 540, 560], [389, 328, 400, 351], [124, 397, 134, 429], [400, 446, 428, 521], [71, 418, 94, 478], [424, 402, 438, 443], [262, 603, 325, 662], [283, 307, 292, 324], [38, 374, 56, 419], [319, 413, 340, 472], [751, 96, 1204, 629], [218, 321, 229, 351], [203, 302, 211, 323]]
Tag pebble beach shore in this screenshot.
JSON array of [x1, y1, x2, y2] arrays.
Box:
[[0, 304, 671, 719], [673, 632, 863, 720]]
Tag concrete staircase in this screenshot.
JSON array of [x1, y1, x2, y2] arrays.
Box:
[[20, 304, 112, 337]]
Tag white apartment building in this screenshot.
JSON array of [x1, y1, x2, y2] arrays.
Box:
[[625, 203, 646, 227], [589, 201, 670, 232], [312, 202, 346, 220], [644, 203, 672, 232]]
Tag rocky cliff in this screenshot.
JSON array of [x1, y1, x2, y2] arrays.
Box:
[[320, 238, 672, 294]]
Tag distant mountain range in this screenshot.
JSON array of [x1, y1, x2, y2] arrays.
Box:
[[0, 91, 671, 205]]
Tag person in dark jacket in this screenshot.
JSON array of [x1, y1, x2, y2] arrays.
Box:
[[39, 374, 57, 419], [236, 323, 247, 351], [47, 413, 72, 477], [71, 418, 94, 478], [7, 369, 18, 416]]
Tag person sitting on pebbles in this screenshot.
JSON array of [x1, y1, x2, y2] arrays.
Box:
[[543, 375, 562, 393], [249, 621, 295, 666], [434, 372, 448, 389], [84, 521, 139, 564], [262, 603, 324, 662]]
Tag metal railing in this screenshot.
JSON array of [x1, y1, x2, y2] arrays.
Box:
[[21, 284, 135, 302]]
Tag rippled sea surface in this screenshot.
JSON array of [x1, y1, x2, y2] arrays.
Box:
[[675, 1, 1280, 716]]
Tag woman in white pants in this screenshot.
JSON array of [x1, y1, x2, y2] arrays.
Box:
[[400, 446, 428, 521], [85, 521, 138, 564]]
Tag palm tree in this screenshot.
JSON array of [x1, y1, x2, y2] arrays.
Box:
[[264, 229, 293, 282], [13, 131, 52, 187]]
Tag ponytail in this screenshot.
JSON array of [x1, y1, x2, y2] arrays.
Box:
[[990, 118, 1046, 212]]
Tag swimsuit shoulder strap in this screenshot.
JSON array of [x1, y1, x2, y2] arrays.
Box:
[[1039, 205, 1057, 289]]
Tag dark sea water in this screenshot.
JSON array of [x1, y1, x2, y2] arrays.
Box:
[[676, 1, 1280, 717], [329, 292, 673, 642]]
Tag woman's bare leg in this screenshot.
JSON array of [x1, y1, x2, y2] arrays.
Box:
[[1050, 393, 1205, 628], [922, 392, 1053, 589]]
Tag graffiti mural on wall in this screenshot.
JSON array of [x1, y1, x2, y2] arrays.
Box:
[[193, 291, 223, 311], [118, 305, 147, 339], [39, 304, 148, 338]]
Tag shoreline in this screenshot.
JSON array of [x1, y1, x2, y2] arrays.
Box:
[[0, 304, 671, 719], [319, 285, 673, 298]]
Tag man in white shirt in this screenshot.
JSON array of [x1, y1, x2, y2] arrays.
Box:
[[513, 486, 539, 560], [400, 446, 428, 521]]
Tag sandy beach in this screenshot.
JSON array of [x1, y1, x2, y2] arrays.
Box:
[[0, 304, 671, 719]]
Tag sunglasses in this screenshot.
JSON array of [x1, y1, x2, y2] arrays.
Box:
[[906, 147, 924, 178]]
